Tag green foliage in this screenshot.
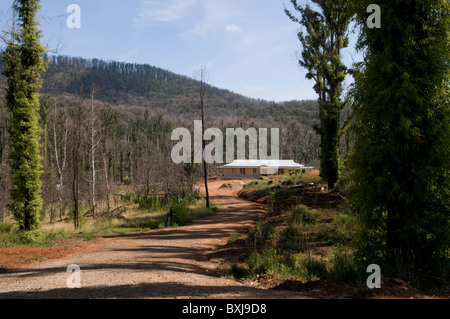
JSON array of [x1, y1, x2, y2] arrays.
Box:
[[228, 233, 241, 243], [228, 263, 252, 279], [285, 0, 352, 188], [76, 232, 97, 242], [327, 245, 362, 283], [168, 195, 216, 227], [289, 204, 321, 225], [169, 196, 190, 226], [248, 221, 278, 251], [243, 249, 299, 280], [348, 0, 450, 289], [318, 213, 355, 244], [304, 256, 328, 280], [3, 0, 47, 231], [302, 209, 322, 224], [289, 205, 309, 225], [17, 229, 45, 245], [280, 176, 295, 186], [0, 222, 14, 234], [279, 223, 308, 253], [136, 195, 167, 211]]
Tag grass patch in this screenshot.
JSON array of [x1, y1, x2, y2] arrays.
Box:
[[228, 233, 241, 243], [76, 232, 98, 242], [0, 193, 218, 248], [327, 246, 363, 283], [28, 255, 48, 262], [317, 213, 356, 245], [228, 263, 252, 279]]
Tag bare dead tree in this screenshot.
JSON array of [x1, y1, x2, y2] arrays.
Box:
[[51, 101, 69, 221], [70, 103, 86, 229], [197, 66, 210, 209], [102, 154, 111, 212], [88, 90, 101, 217]]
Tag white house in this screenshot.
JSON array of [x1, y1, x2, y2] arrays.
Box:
[[219, 160, 313, 179]]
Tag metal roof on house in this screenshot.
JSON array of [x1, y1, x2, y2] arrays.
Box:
[[220, 160, 311, 169]]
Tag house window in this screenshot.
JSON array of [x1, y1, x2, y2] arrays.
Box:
[[240, 168, 244, 175], [232, 168, 236, 174], [253, 168, 257, 175]]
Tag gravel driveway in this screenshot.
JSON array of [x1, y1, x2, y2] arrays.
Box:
[[0, 180, 306, 299]]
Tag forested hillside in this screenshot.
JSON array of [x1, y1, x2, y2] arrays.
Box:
[[0, 54, 322, 161], [1, 54, 320, 126], [0, 54, 322, 224]]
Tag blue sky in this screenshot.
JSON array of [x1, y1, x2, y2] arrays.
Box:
[[0, 0, 360, 102]]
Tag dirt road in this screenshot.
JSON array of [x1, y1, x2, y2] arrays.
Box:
[[0, 180, 306, 299]]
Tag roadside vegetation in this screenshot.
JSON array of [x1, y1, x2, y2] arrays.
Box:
[[230, 170, 448, 295], [0, 191, 217, 248], [228, 170, 394, 294]]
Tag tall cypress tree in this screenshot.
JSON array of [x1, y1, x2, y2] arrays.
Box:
[[348, 0, 449, 288], [285, 0, 351, 189], [3, 0, 47, 231]]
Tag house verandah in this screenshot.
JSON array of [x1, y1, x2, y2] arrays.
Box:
[[219, 160, 313, 179]]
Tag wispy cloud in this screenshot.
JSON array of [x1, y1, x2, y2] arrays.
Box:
[[225, 24, 242, 33], [133, 0, 197, 27], [181, 0, 233, 37]]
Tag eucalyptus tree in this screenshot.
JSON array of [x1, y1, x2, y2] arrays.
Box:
[[285, 0, 352, 189]]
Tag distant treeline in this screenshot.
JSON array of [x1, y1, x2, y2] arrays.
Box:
[[46, 54, 185, 81], [37, 55, 319, 126]]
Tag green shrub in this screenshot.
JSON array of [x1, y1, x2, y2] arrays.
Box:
[[289, 205, 321, 225], [279, 224, 308, 252], [136, 195, 167, 211], [246, 251, 267, 275], [142, 219, 161, 229], [328, 245, 362, 283], [289, 205, 309, 225], [229, 263, 251, 279], [320, 214, 355, 244], [76, 232, 97, 242], [0, 222, 14, 235], [170, 196, 190, 226], [248, 222, 278, 250], [305, 256, 328, 280], [46, 229, 70, 241], [17, 230, 45, 245], [281, 177, 295, 186], [302, 209, 322, 224], [295, 253, 327, 281], [245, 249, 299, 280]]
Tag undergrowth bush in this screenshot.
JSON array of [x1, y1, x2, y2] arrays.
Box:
[[170, 196, 190, 226], [136, 195, 167, 211], [327, 245, 362, 283], [248, 222, 278, 250], [305, 256, 328, 280], [279, 224, 308, 253], [17, 229, 45, 245]]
